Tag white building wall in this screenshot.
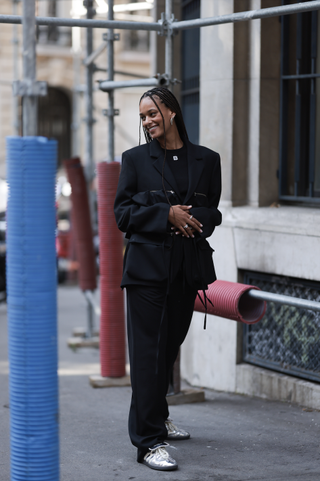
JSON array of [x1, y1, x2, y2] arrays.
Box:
[[181, 0, 320, 401], [199, 0, 234, 208], [181, 0, 239, 392], [181, 217, 239, 392]]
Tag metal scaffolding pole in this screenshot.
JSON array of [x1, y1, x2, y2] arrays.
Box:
[[84, 0, 96, 339], [172, 0, 320, 30], [165, 0, 173, 87], [71, 49, 81, 157], [12, 0, 20, 136], [2, 1, 320, 32], [22, 0, 37, 136], [106, 0, 115, 163], [0, 14, 162, 31], [84, 40, 107, 66], [99, 76, 168, 91], [85, 0, 95, 186], [71, 2, 82, 158], [248, 289, 320, 312]]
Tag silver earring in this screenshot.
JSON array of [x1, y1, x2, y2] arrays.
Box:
[[170, 117, 174, 126]]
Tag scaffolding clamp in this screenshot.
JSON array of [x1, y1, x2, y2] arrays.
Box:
[[12, 80, 47, 97], [103, 32, 120, 42], [83, 0, 96, 17], [158, 12, 176, 36], [82, 116, 96, 125], [103, 108, 120, 117]]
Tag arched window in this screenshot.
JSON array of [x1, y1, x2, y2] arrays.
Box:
[[37, 87, 71, 167]]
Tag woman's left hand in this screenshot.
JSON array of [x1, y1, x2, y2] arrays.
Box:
[[168, 204, 203, 238]]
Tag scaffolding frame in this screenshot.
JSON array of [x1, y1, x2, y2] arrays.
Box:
[[2, 1, 320, 29], [2, 0, 320, 162], [2, 0, 320, 165]]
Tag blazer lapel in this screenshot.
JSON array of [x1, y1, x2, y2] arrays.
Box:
[[149, 140, 181, 199], [183, 140, 204, 204]]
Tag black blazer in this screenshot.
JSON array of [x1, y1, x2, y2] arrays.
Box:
[[114, 138, 222, 289]]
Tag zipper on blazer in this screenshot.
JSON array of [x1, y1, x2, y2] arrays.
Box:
[[150, 189, 175, 194]]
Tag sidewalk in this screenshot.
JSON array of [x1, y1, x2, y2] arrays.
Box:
[[1, 285, 320, 481]]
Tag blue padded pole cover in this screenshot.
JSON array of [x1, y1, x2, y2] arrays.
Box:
[[6, 136, 59, 480]]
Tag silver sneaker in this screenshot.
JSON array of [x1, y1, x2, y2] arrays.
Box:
[[143, 442, 178, 471], [165, 418, 190, 440]]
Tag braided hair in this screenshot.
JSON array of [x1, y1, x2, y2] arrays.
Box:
[[139, 87, 189, 146], [138, 87, 189, 214]]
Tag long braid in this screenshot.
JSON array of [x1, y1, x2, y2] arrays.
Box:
[[139, 87, 188, 215], [139, 87, 188, 144]]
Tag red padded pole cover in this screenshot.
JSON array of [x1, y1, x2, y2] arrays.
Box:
[[64, 157, 96, 291], [98, 161, 126, 378], [195, 280, 266, 324]]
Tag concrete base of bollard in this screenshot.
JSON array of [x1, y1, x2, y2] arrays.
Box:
[[89, 374, 131, 388], [167, 388, 205, 405], [67, 336, 100, 349]]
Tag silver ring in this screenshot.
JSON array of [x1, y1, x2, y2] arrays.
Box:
[[183, 224, 189, 229], [189, 215, 193, 220]]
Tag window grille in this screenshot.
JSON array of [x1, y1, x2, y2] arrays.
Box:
[[243, 271, 320, 383], [279, 0, 320, 203], [181, 0, 200, 144]]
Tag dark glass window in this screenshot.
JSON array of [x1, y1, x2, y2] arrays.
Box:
[[124, 28, 150, 52], [181, 0, 200, 144], [38, 87, 71, 168], [279, 0, 320, 203]]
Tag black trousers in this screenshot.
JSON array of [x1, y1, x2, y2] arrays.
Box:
[[126, 273, 197, 462]]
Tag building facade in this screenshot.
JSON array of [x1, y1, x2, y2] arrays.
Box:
[[179, 0, 320, 408]]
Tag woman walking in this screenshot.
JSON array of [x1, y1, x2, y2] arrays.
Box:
[[114, 87, 222, 471]]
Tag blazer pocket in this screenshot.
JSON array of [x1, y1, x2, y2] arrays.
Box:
[[192, 192, 209, 207], [125, 237, 168, 282], [197, 238, 217, 285]]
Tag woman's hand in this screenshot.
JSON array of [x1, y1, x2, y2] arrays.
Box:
[[168, 205, 203, 238]]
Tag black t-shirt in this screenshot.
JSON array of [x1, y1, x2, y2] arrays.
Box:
[[162, 144, 190, 281], [165, 144, 188, 198]]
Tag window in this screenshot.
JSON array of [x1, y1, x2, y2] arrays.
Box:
[[123, 28, 150, 52], [243, 271, 320, 383], [181, 0, 200, 144], [279, 0, 320, 203], [37, 0, 72, 47], [38, 87, 71, 168], [123, 0, 150, 52]]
